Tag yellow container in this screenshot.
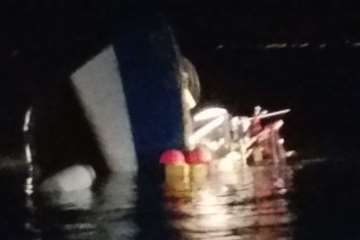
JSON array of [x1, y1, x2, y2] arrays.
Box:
[[164, 164, 191, 198], [165, 164, 190, 185], [164, 179, 191, 198], [190, 164, 208, 187]]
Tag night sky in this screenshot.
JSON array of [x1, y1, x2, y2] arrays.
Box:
[[0, 1, 359, 157]]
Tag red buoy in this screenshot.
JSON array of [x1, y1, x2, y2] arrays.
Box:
[[160, 149, 186, 165], [185, 147, 212, 164]]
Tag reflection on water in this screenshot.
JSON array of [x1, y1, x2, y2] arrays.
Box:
[[36, 173, 138, 240], [163, 163, 294, 240], [0, 157, 296, 240]]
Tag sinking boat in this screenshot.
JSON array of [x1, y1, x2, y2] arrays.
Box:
[[159, 105, 295, 197], [189, 106, 294, 168]]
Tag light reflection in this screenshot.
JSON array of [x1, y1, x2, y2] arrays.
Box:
[[163, 159, 294, 240], [265, 43, 288, 49], [189, 115, 227, 147], [23, 107, 35, 197], [94, 173, 138, 240], [43, 188, 94, 210], [193, 107, 228, 122], [39, 173, 138, 240], [299, 43, 310, 48], [221, 40, 360, 50]]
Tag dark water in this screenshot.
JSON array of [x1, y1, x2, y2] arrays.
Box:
[[1, 152, 351, 240]]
